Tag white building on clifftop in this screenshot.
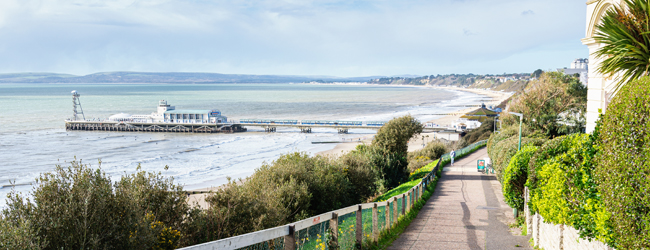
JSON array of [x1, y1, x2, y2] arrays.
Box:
[[558, 58, 589, 85]]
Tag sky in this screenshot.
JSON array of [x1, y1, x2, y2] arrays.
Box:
[[0, 0, 588, 77]]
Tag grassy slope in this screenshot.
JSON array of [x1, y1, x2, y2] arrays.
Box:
[[374, 159, 439, 202]]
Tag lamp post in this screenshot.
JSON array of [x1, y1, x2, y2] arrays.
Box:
[[508, 112, 524, 151]]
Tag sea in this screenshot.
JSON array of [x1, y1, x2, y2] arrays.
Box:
[[0, 83, 487, 204]]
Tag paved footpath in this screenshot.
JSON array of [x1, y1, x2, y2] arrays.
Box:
[[387, 148, 531, 250]]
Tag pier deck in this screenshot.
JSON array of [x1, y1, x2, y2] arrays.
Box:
[[65, 120, 450, 134], [65, 120, 246, 133]]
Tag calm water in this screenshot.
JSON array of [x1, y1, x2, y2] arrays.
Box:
[[0, 83, 485, 202]]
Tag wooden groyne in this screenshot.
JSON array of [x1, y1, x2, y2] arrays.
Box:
[[65, 121, 247, 133]]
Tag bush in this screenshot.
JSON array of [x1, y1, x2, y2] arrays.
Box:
[[527, 133, 610, 243], [192, 150, 383, 244], [502, 145, 538, 211], [0, 160, 188, 250], [407, 141, 448, 172], [596, 76, 650, 249], [487, 122, 538, 161], [489, 135, 546, 182]]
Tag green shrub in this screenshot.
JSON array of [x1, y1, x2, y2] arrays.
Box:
[[487, 120, 533, 154], [487, 122, 541, 176], [407, 141, 447, 172], [196, 171, 311, 241], [527, 133, 610, 244], [502, 145, 538, 211], [0, 211, 45, 250], [489, 136, 546, 182], [0, 160, 188, 250], [596, 76, 650, 249]]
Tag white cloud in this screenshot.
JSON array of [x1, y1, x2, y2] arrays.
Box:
[[0, 0, 588, 76]]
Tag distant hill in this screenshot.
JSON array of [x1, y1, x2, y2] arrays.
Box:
[[0, 72, 380, 84]]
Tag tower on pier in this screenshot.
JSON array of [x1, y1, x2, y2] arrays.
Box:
[[71, 90, 85, 121]]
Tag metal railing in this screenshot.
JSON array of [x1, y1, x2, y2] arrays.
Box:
[[178, 140, 487, 250]]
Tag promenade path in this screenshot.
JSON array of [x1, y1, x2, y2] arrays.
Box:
[[387, 148, 531, 250]]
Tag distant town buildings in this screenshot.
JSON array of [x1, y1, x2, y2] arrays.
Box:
[[558, 58, 589, 85]]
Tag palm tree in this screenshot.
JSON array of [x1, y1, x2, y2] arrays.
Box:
[[594, 0, 650, 94]]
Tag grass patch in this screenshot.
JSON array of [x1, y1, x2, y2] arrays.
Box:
[[374, 179, 422, 202], [374, 160, 438, 202], [408, 159, 439, 181]]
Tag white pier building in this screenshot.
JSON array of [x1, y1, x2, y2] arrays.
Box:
[[108, 100, 228, 124]]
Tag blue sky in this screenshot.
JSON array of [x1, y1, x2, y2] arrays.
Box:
[[0, 0, 588, 77]]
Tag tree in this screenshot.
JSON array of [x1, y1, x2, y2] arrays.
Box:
[[507, 72, 587, 137], [372, 115, 423, 157], [370, 115, 423, 187], [594, 0, 650, 94], [531, 69, 543, 78]]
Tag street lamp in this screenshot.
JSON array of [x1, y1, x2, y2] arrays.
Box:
[[508, 112, 524, 151]]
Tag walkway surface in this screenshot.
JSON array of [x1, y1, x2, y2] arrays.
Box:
[[387, 148, 531, 250]]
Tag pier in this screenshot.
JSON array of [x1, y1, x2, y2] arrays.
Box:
[[65, 120, 246, 133], [65, 119, 447, 134]]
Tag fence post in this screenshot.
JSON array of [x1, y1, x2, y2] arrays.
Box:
[[401, 194, 406, 215], [406, 191, 411, 212], [330, 213, 339, 249], [393, 197, 398, 225], [356, 205, 363, 248], [414, 186, 418, 202], [284, 225, 296, 250], [419, 183, 423, 199], [372, 203, 378, 242], [386, 201, 391, 230]]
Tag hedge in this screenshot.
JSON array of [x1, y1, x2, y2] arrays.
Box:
[[502, 145, 538, 211], [596, 76, 650, 249], [526, 133, 610, 243], [488, 136, 546, 182]]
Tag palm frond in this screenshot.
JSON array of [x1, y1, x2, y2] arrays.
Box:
[[594, 0, 650, 94]]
